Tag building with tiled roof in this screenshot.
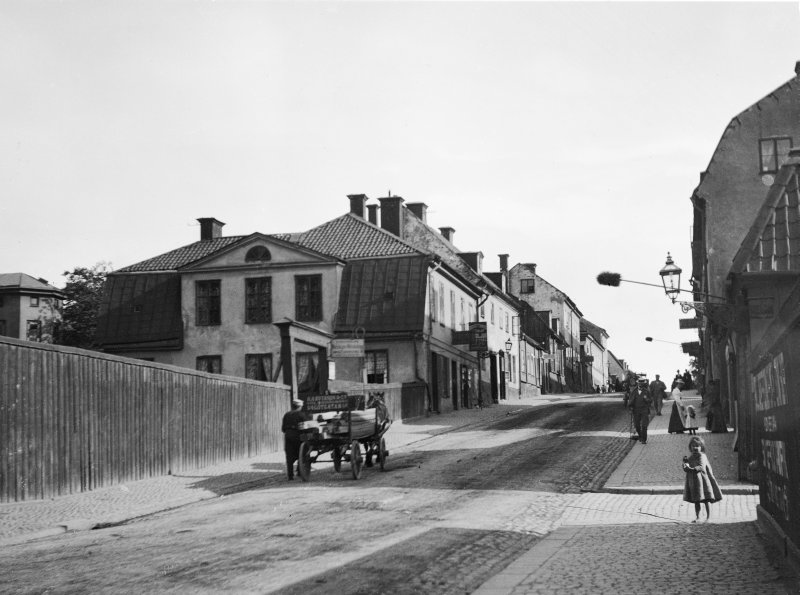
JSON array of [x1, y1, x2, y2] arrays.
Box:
[[0, 273, 65, 342], [97, 218, 346, 399]]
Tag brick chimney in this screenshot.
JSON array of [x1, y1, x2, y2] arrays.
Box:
[[406, 202, 428, 223], [347, 194, 368, 218], [378, 195, 404, 238], [499, 254, 509, 272], [459, 251, 483, 274], [795, 60, 800, 76], [439, 227, 455, 242], [197, 218, 225, 241], [367, 204, 379, 225]]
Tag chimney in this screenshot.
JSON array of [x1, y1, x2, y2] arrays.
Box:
[[499, 254, 509, 272], [197, 218, 225, 241], [367, 204, 379, 225], [347, 194, 368, 218], [439, 227, 455, 242], [795, 60, 800, 76], [378, 195, 404, 237], [406, 202, 428, 223], [459, 251, 484, 274]]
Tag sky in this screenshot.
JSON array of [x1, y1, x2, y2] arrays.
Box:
[[3, 1, 800, 380]]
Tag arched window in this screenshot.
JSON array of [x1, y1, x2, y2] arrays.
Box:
[[245, 245, 271, 262]]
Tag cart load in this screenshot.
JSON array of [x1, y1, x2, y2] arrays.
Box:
[[295, 392, 392, 481]]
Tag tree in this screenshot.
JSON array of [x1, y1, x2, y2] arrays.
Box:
[[55, 262, 112, 349]]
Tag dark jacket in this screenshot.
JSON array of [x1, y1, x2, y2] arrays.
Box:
[[282, 409, 309, 442], [629, 387, 652, 413]]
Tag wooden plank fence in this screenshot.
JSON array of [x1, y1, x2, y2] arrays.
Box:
[[0, 336, 291, 503]]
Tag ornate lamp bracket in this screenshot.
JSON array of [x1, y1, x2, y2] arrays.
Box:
[[678, 301, 735, 330]]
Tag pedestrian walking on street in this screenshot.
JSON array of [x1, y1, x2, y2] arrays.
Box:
[[685, 404, 699, 435], [668, 378, 686, 434], [629, 377, 653, 444], [281, 398, 309, 481], [649, 374, 667, 415], [682, 436, 723, 522]]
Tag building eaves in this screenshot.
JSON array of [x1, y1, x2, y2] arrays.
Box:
[[0, 273, 65, 297], [114, 236, 246, 273]]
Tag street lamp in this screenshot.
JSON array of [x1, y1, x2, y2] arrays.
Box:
[[504, 338, 513, 353], [658, 252, 682, 304]]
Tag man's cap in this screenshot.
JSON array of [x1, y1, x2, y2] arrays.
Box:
[[292, 398, 304, 407], [637, 377, 648, 384]]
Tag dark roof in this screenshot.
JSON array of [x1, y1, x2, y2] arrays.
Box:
[[0, 273, 64, 297], [732, 152, 800, 275], [95, 273, 183, 351], [291, 213, 422, 260], [116, 237, 246, 273], [335, 255, 429, 334]]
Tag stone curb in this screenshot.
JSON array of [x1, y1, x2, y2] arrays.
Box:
[[598, 484, 760, 495]]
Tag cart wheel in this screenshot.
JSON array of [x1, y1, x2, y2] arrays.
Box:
[[378, 437, 388, 471], [350, 440, 363, 480], [333, 446, 342, 472], [298, 442, 312, 482]]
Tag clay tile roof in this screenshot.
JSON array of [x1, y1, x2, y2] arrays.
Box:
[[291, 214, 421, 259], [115, 236, 246, 273]]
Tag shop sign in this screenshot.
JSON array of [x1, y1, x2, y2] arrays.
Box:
[[469, 322, 488, 351], [330, 339, 365, 358]]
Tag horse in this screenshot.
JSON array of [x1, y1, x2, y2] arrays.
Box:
[[364, 391, 391, 467]]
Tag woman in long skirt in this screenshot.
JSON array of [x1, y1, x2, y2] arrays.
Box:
[[668, 378, 686, 434]]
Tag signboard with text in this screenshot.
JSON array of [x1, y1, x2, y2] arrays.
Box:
[[330, 339, 365, 358], [469, 322, 488, 352], [303, 393, 356, 413]]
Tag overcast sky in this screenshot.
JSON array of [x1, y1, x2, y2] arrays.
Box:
[[3, 1, 800, 380]]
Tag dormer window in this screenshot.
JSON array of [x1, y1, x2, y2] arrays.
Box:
[[245, 245, 271, 262], [760, 137, 792, 174]]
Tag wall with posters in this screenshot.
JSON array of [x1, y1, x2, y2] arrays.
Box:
[[753, 345, 799, 549]]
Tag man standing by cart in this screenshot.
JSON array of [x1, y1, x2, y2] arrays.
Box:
[[282, 398, 309, 480]]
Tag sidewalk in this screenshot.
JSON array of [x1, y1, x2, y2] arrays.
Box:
[[0, 391, 588, 546], [473, 391, 799, 595]]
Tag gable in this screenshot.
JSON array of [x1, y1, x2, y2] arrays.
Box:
[[181, 234, 342, 271], [732, 160, 800, 275]]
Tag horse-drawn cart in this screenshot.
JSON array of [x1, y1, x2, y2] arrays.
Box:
[[297, 392, 391, 481]]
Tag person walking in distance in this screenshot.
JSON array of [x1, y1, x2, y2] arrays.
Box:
[[682, 436, 723, 522], [668, 378, 687, 434], [649, 374, 667, 416], [629, 377, 653, 445], [281, 398, 309, 481]]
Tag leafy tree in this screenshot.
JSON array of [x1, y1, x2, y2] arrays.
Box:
[[55, 262, 112, 349]]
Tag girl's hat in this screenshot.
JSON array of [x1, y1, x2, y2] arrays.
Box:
[[675, 378, 685, 384]]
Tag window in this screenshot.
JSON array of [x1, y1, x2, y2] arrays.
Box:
[[491, 303, 495, 325], [245, 277, 272, 324], [365, 350, 388, 383], [520, 278, 535, 293], [449, 290, 456, 330], [460, 298, 465, 330], [295, 275, 322, 321], [26, 320, 41, 341], [196, 280, 221, 326], [438, 282, 445, 326], [245, 353, 273, 381], [196, 355, 222, 374], [430, 284, 437, 322], [480, 304, 485, 319], [506, 312, 510, 331], [760, 137, 792, 173], [499, 309, 504, 330], [245, 245, 271, 262], [30, 296, 39, 307]]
